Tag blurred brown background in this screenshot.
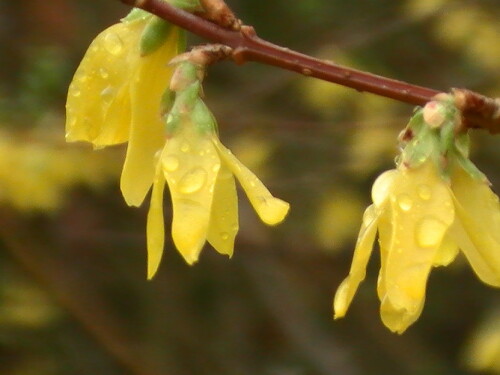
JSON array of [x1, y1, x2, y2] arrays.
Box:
[[0, 0, 499, 374]]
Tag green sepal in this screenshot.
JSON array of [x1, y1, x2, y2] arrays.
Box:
[[399, 126, 438, 169], [452, 150, 488, 183], [140, 16, 173, 56], [165, 112, 182, 135], [168, 0, 203, 11], [122, 8, 151, 23], [398, 108, 437, 169], [171, 62, 202, 91], [438, 119, 455, 157], [454, 132, 470, 158], [160, 88, 176, 116], [169, 81, 202, 118], [191, 99, 218, 134]]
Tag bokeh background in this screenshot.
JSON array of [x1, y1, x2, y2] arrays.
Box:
[[0, 0, 499, 374]]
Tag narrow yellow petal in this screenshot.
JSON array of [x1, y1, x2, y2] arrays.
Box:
[[207, 164, 239, 257], [433, 233, 459, 267], [66, 21, 143, 146], [146, 164, 166, 279], [334, 204, 380, 319], [376, 207, 392, 300], [162, 127, 220, 264], [450, 167, 500, 286], [213, 139, 289, 225], [380, 162, 454, 333], [120, 28, 180, 207]]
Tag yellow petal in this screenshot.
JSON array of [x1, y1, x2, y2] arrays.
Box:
[[66, 21, 143, 146], [380, 162, 454, 333], [376, 206, 393, 300], [450, 167, 500, 286], [213, 139, 289, 225], [448, 211, 500, 287], [334, 204, 380, 318], [433, 233, 459, 267], [162, 127, 220, 264], [207, 164, 239, 257], [371, 169, 398, 207], [120, 28, 180, 207], [146, 162, 166, 279]]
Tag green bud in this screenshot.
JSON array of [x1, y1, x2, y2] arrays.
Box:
[[140, 16, 173, 56]]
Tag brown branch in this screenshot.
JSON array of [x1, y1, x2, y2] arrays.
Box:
[[121, 0, 500, 134]]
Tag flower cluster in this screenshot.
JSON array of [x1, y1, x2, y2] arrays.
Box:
[[146, 60, 289, 278], [66, 10, 289, 279], [334, 97, 500, 333]]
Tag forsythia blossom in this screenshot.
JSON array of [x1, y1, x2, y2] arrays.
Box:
[[147, 61, 289, 278], [65, 10, 289, 279], [66, 10, 182, 207], [334, 96, 500, 333]]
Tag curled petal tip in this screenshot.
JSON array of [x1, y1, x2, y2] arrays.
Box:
[[257, 198, 290, 226]]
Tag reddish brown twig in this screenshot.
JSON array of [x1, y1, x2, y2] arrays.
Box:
[[120, 0, 500, 134]]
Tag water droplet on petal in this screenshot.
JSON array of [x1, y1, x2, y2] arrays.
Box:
[[100, 86, 115, 102], [221, 232, 229, 240], [212, 164, 220, 173], [415, 217, 447, 248], [178, 167, 207, 194], [180, 143, 190, 153], [72, 87, 81, 97], [417, 185, 432, 200], [99, 68, 109, 79], [397, 194, 413, 211], [103, 33, 123, 55], [163, 155, 179, 172]]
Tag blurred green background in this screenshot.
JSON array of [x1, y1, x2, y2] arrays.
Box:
[[0, 0, 499, 374]]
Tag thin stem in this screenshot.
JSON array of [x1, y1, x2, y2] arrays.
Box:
[[121, 0, 500, 133]]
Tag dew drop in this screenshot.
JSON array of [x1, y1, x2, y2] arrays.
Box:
[[417, 185, 432, 201], [397, 194, 413, 211], [212, 164, 220, 173], [221, 232, 229, 240], [178, 167, 207, 194], [72, 87, 81, 97], [100, 86, 115, 102], [77, 73, 88, 83], [415, 217, 447, 248], [103, 33, 123, 55], [99, 68, 109, 79], [180, 142, 190, 153], [163, 155, 179, 172]]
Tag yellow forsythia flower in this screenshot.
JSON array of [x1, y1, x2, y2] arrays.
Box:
[[65, 14, 181, 207], [146, 120, 290, 279], [334, 159, 500, 333]]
